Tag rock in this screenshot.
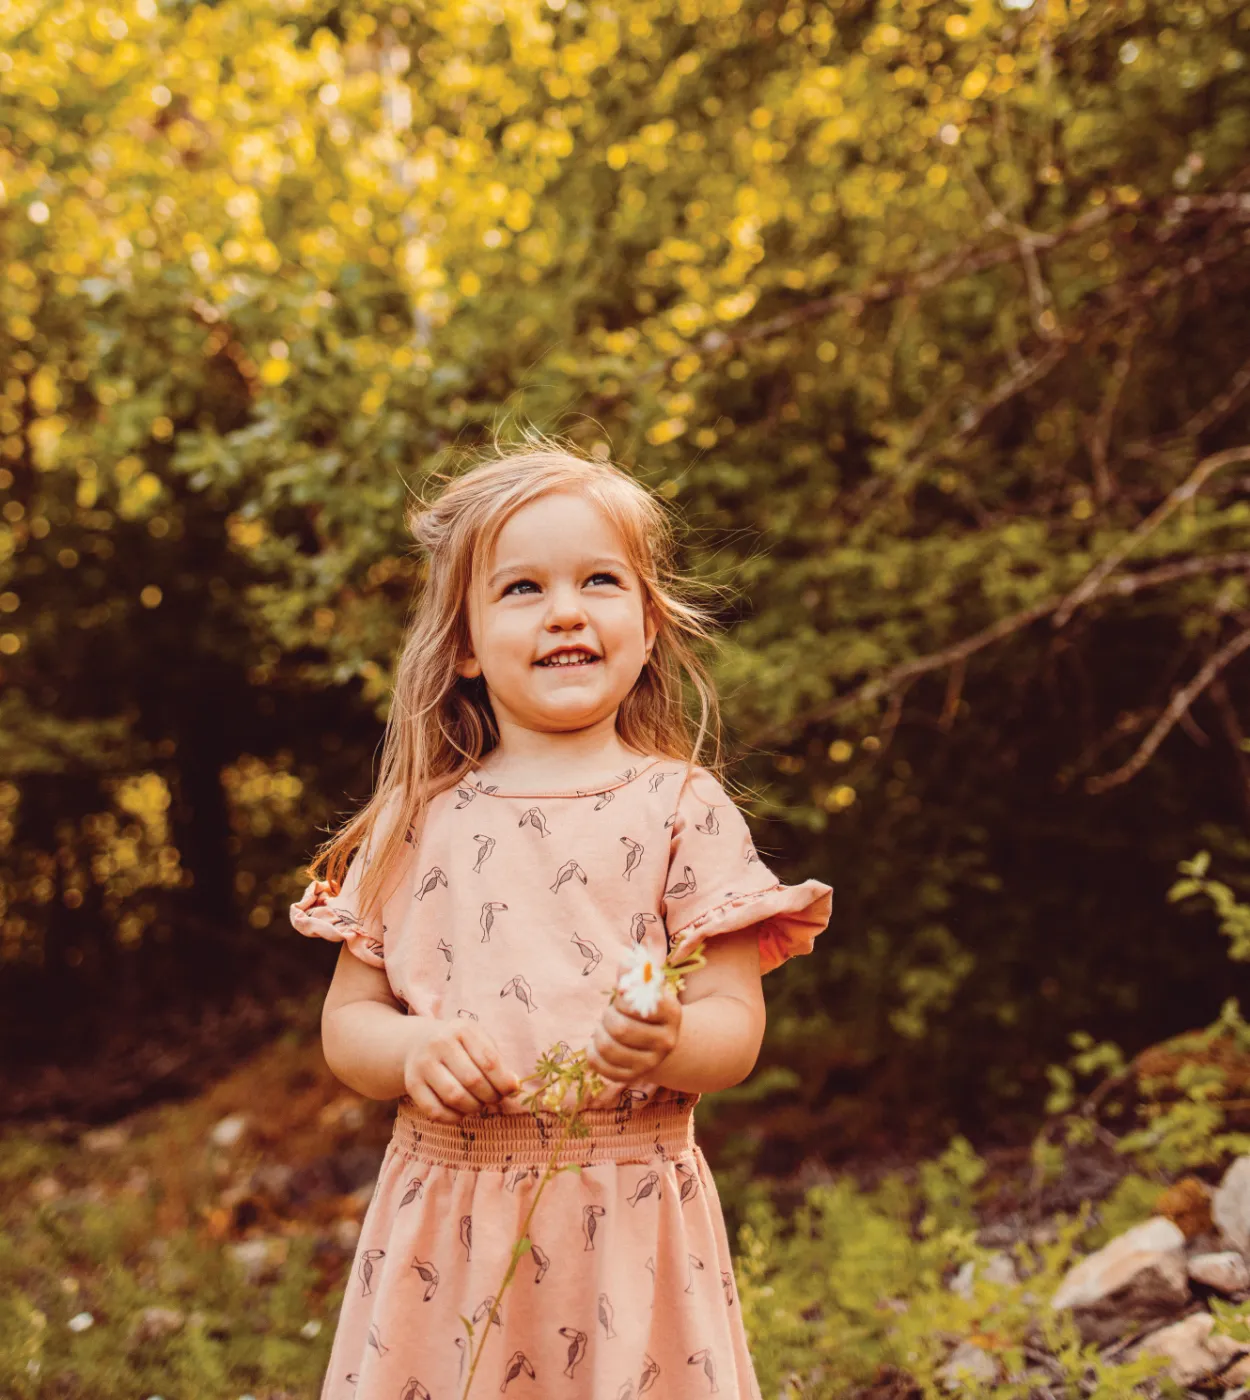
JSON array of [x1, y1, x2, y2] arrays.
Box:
[[1214, 1157, 1250, 1255], [129, 1306, 185, 1345], [209, 1114, 248, 1150], [951, 1251, 1020, 1298], [937, 1340, 999, 1390], [1126, 1309, 1250, 1388], [80, 1125, 127, 1153], [1050, 1216, 1189, 1344], [1188, 1251, 1250, 1295], [982, 1252, 1020, 1287], [227, 1237, 288, 1284]]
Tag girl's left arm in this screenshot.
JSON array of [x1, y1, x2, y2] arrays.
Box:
[[650, 926, 765, 1094]]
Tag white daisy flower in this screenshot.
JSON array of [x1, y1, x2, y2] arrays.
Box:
[[616, 942, 665, 1017]]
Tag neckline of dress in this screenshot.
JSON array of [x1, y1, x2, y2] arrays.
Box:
[[462, 755, 665, 799]]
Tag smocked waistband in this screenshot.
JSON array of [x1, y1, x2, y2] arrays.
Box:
[[390, 1095, 698, 1169]]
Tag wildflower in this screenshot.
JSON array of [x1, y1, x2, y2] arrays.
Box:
[[615, 942, 665, 1017]]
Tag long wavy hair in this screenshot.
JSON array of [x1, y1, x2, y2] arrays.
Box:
[[308, 428, 731, 932]]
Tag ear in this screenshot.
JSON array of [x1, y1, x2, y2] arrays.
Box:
[[643, 603, 659, 659], [456, 651, 483, 680]]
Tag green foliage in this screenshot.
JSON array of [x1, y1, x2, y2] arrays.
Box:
[[2, 0, 1249, 1145], [1034, 851, 1250, 1180], [732, 1163, 1177, 1399]]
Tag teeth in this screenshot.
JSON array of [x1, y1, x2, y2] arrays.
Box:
[[540, 653, 596, 666]]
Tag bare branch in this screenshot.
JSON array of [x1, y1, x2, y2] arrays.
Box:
[[1086, 317, 1144, 504], [1053, 445, 1250, 628], [747, 551, 1250, 747], [1125, 355, 1250, 460], [1085, 623, 1250, 794], [1206, 677, 1250, 827]]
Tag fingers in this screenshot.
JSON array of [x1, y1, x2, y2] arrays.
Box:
[[406, 1080, 461, 1124], [440, 1039, 516, 1110], [457, 1029, 522, 1101], [424, 1059, 489, 1117]]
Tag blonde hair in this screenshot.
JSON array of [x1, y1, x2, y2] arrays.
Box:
[[308, 428, 730, 931]]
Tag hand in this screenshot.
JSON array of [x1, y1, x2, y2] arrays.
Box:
[[402, 1019, 521, 1124], [295, 877, 336, 911], [585, 982, 683, 1085]]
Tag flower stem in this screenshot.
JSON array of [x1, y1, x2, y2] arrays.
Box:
[[457, 1081, 592, 1400]]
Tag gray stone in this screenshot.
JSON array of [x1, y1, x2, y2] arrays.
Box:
[[1188, 1251, 1250, 1295], [1050, 1216, 1189, 1344], [1213, 1157, 1250, 1255]]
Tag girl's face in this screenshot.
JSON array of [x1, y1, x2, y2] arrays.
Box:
[[456, 491, 658, 741]]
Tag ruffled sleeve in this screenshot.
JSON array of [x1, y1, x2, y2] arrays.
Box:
[[290, 819, 390, 970], [661, 766, 832, 976]]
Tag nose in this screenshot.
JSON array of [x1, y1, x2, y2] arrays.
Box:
[[543, 581, 589, 631]]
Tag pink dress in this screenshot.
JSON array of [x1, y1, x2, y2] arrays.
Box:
[[291, 757, 832, 1400]]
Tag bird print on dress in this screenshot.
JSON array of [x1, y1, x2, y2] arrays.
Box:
[[366, 1323, 389, 1357], [480, 900, 508, 942], [614, 1086, 648, 1131], [630, 912, 660, 945], [518, 807, 550, 836], [665, 864, 697, 898], [415, 866, 447, 900], [616, 1384, 633, 1400], [472, 834, 496, 872], [457, 1008, 479, 1020], [594, 790, 614, 810], [399, 1175, 425, 1207], [569, 929, 602, 975], [627, 1170, 662, 1205], [436, 938, 453, 980], [675, 1160, 699, 1205], [400, 1378, 432, 1400], [359, 1247, 385, 1295], [530, 1240, 550, 1283], [648, 770, 675, 792], [473, 1295, 503, 1331], [559, 1327, 588, 1378], [685, 1253, 705, 1294], [639, 1354, 661, 1392], [694, 805, 720, 835], [550, 859, 588, 893], [454, 1336, 467, 1384], [689, 1348, 719, 1392], [743, 833, 759, 865], [597, 1292, 617, 1338], [663, 811, 678, 830], [721, 1269, 735, 1306], [582, 1203, 605, 1250], [500, 974, 537, 1011], [504, 1164, 541, 1192], [501, 1352, 536, 1391], [620, 835, 644, 880], [410, 1254, 439, 1302], [454, 784, 476, 809], [460, 1213, 472, 1261]]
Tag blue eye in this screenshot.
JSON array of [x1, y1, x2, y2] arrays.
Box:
[[502, 573, 622, 595]]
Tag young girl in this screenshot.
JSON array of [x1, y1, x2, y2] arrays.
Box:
[[290, 438, 832, 1400]]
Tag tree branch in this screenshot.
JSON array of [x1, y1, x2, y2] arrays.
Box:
[[747, 551, 1250, 748], [1085, 623, 1250, 794], [1052, 446, 1250, 628]]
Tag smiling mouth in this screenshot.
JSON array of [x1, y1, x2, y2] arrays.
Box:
[[535, 653, 601, 668]]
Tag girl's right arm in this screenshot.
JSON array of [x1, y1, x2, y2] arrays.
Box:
[[320, 945, 521, 1121]]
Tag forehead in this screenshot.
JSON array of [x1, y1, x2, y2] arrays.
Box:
[[484, 491, 630, 569]]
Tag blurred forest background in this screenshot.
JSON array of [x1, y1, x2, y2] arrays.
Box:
[[1, 0, 1248, 1182]]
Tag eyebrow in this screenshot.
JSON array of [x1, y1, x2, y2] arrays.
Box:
[[486, 558, 631, 590]]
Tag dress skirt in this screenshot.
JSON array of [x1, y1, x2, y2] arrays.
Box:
[[319, 1097, 764, 1400]]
